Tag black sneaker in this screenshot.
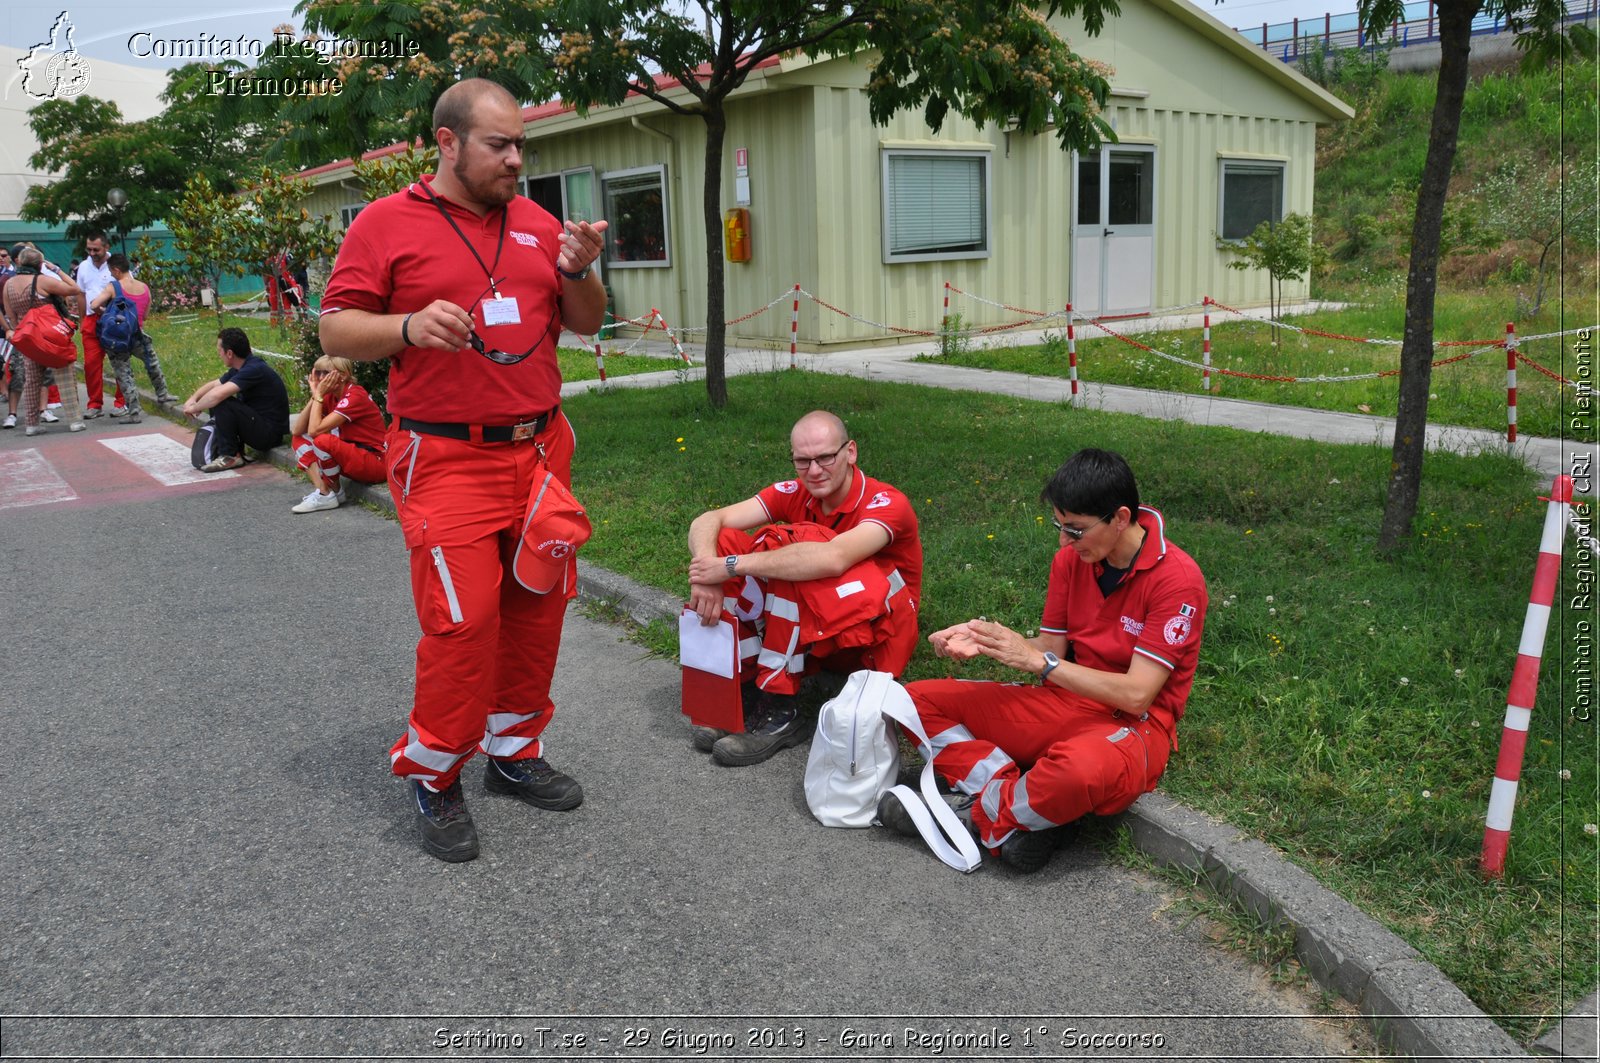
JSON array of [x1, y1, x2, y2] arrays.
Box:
[[876, 790, 975, 839], [484, 756, 584, 810], [413, 780, 479, 863], [999, 824, 1073, 874], [711, 692, 806, 766]]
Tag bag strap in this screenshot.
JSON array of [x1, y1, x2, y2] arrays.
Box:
[[111, 279, 125, 302], [29, 275, 77, 323], [876, 678, 983, 873]]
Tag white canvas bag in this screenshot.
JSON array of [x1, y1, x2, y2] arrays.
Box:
[[804, 670, 982, 873]]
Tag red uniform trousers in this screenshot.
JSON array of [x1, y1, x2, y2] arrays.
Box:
[[905, 679, 1172, 849], [386, 411, 577, 791], [80, 313, 111, 410], [292, 432, 386, 492], [714, 526, 916, 695]]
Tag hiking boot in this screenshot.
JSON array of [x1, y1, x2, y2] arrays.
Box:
[[999, 824, 1074, 874], [876, 789, 975, 839], [413, 779, 479, 863], [712, 692, 806, 766], [689, 725, 727, 752], [484, 756, 583, 810]]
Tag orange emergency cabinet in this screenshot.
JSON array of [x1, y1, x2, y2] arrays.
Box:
[[724, 208, 751, 263]]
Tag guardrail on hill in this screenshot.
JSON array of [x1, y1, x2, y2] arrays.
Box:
[[1236, 0, 1598, 62]]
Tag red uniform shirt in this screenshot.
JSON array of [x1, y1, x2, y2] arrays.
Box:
[[323, 383, 386, 450], [321, 174, 566, 423], [756, 467, 923, 604], [1040, 506, 1207, 733]]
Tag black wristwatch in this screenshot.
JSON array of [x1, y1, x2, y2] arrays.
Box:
[[1039, 651, 1061, 683], [558, 264, 591, 282]]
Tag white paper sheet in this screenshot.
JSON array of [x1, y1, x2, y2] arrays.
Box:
[[679, 611, 737, 678]]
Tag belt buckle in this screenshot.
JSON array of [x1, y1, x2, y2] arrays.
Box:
[[510, 416, 542, 442]]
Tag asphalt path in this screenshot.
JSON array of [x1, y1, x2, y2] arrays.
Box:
[[0, 419, 1371, 1061]]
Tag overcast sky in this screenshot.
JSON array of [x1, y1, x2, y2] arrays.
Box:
[[5, 0, 1364, 75]]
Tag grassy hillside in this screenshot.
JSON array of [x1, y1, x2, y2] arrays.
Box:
[[1308, 45, 1597, 305]]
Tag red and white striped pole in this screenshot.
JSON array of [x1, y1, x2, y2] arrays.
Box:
[[1065, 303, 1079, 405], [942, 282, 951, 333], [789, 284, 801, 370], [1481, 474, 1573, 878], [593, 338, 606, 383], [657, 310, 691, 365], [1202, 297, 1213, 392], [1505, 321, 1518, 443]]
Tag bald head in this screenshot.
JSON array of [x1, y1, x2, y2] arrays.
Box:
[[433, 78, 518, 142], [791, 410, 848, 449]]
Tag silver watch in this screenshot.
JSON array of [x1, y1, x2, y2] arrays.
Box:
[[725, 555, 739, 578], [1039, 651, 1061, 682]]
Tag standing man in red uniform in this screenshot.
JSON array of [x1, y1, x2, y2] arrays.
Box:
[[879, 449, 1207, 874], [319, 78, 608, 863], [686, 411, 923, 766]]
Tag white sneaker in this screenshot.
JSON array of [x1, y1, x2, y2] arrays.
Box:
[[1, 414, 14, 429], [291, 490, 342, 513], [40, 409, 59, 423], [46, 401, 62, 410], [68, 421, 87, 432], [25, 425, 43, 436]]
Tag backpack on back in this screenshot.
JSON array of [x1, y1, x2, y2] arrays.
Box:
[[96, 280, 140, 354]]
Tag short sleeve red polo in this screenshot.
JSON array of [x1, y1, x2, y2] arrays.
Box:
[[1040, 506, 1207, 728], [326, 383, 387, 450], [321, 174, 565, 423], [756, 467, 923, 603]]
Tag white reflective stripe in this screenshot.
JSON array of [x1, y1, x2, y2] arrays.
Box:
[[835, 579, 866, 598], [294, 441, 316, 460], [431, 546, 465, 624], [738, 636, 763, 660], [396, 728, 467, 773], [324, 461, 343, 476], [1519, 605, 1551, 656], [927, 723, 977, 758], [1011, 775, 1060, 831], [886, 568, 906, 597], [961, 747, 1014, 793], [482, 734, 534, 759], [401, 432, 421, 500], [1485, 776, 1519, 831], [980, 777, 1003, 824], [1107, 726, 1132, 742], [757, 647, 806, 674], [1502, 705, 1532, 732], [487, 709, 542, 734], [1506, 368, 1517, 388], [764, 592, 800, 622], [1539, 502, 1568, 554]]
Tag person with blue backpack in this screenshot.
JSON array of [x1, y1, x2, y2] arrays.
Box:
[[87, 253, 174, 423]]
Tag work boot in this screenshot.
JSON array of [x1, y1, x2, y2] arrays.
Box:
[[711, 692, 806, 766], [998, 824, 1075, 874], [876, 790, 976, 838], [688, 684, 761, 752], [413, 779, 479, 863], [484, 756, 584, 810]]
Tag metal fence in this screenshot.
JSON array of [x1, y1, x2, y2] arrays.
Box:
[[1235, 0, 1598, 62]]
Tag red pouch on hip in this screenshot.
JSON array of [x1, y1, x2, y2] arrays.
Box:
[[512, 468, 592, 596]]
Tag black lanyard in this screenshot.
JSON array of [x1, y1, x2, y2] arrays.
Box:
[[423, 182, 508, 299]]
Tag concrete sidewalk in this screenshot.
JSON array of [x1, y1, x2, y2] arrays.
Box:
[[561, 310, 1585, 481]]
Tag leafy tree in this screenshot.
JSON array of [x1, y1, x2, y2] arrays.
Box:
[[1478, 153, 1599, 316], [351, 143, 440, 199], [1357, 0, 1583, 553], [236, 168, 344, 284], [162, 174, 253, 322], [20, 64, 270, 240], [1219, 213, 1325, 347], [279, 0, 1120, 408]]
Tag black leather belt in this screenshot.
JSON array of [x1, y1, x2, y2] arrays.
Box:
[[399, 408, 556, 443]]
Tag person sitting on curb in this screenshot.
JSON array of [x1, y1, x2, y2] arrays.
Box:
[[87, 253, 174, 424], [289, 355, 387, 512], [685, 410, 923, 766], [183, 327, 289, 472], [878, 448, 1207, 874]]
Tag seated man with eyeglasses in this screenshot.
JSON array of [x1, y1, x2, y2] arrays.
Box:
[[877, 448, 1207, 874], [686, 410, 923, 766]]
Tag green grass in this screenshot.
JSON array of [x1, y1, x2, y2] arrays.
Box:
[[918, 288, 1593, 439], [137, 311, 677, 411], [565, 370, 1598, 1038]]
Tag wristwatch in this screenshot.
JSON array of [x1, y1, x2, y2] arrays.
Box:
[[1039, 651, 1061, 683], [725, 555, 739, 578], [558, 263, 591, 282]]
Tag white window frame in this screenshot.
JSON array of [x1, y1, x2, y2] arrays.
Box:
[[339, 203, 366, 229], [881, 149, 992, 264], [601, 164, 671, 269], [1217, 159, 1286, 242]]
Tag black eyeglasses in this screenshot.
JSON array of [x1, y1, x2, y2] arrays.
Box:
[[466, 307, 558, 366], [1052, 513, 1114, 541], [792, 441, 851, 472]]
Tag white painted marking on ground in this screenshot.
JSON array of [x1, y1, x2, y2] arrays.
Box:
[[0, 449, 78, 509], [98, 433, 239, 486]]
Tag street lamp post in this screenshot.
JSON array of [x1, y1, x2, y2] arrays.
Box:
[[106, 187, 129, 256]]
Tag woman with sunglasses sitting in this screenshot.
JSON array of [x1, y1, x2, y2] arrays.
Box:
[[289, 355, 387, 513]]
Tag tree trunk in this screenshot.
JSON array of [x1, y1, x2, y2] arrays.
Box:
[[1376, 0, 1480, 554], [701, 106, 728, 409]]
